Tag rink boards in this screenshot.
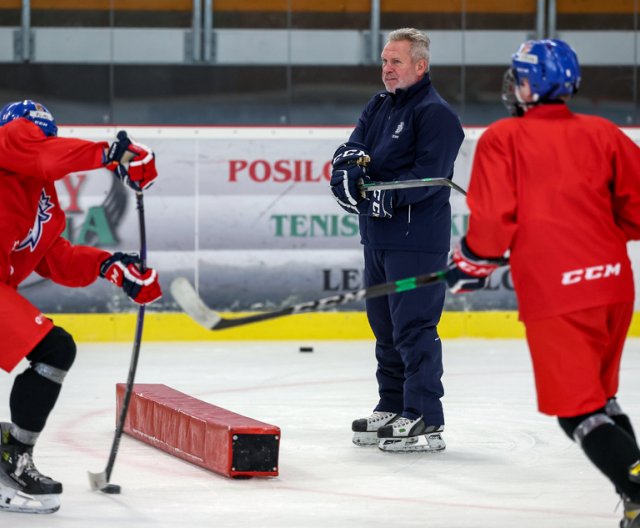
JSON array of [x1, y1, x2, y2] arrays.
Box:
[[18, 125, 640, 340]]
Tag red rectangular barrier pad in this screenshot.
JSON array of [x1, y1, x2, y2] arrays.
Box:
[[116, 383, 280, 478]]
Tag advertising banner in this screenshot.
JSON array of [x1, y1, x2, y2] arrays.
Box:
[[19, 126, 640, 314]]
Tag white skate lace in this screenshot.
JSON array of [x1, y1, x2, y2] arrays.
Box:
[[368, 412, 396, 424], [14, 452, 47, 482]]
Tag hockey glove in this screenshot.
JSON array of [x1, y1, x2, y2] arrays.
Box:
[[105, 130, 157, 191], [100, 252, 162, 305], [367, 188, 394, 218], [330, 168, 370, 214], [446, 237, 506, 293], [330, 142, 370, 214]]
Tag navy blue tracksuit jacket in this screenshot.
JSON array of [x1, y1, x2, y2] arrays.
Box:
[[349, 73, 464, 424]]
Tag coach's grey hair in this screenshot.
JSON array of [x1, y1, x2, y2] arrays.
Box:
[[387, 28, 431, 65]]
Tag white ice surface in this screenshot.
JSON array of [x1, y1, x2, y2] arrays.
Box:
[[1, 338, 638, 527]]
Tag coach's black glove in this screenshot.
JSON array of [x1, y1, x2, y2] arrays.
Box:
[[330, 142, 370, 214], [446, 237, 507, 293]]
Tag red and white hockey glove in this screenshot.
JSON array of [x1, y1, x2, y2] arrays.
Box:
[[105, 130, 157, 191], [100, 252, 162, 305], [445, 237, 507, 294]]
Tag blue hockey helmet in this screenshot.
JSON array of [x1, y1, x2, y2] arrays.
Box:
[[0, 99, 58, 137], [511, 39, 581, 102]]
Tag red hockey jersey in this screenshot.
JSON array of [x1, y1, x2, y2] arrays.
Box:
[[466, 104, 640, 322], [0, 118, 111, 371], [0, 118, 111, 287]]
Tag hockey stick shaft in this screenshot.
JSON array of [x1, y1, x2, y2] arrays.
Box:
[[171, 269, 448, 331], [360, 178, 467, 196], [88, 190, 147, 492]]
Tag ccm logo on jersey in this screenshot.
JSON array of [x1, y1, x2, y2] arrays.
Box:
[[561, 262, 621, 285]]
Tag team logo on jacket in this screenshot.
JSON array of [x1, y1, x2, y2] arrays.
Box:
[[16, 189, 54, 252], [392, 122, 404, 139]]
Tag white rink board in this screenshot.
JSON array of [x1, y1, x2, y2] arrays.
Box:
[[23, 125, 640, 313]]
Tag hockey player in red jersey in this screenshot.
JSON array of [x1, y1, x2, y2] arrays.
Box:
[[446, 40, 640, 527], [0, 100, 162, 514]]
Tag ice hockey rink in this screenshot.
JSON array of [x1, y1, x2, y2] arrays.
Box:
[[1, 337, 638, 528]]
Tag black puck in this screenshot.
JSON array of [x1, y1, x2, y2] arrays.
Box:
[[101, 484, 121, 494], [299, 346, 314, 353]]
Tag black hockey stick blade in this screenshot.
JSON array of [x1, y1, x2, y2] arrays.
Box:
[[171, 269, 448, 331], [360, 178, 467, 196]]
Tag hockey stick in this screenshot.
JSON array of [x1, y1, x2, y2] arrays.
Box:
[[350, 153, 466, 196], [360, 178, 467, 196], [171, 268, 448, 331], [88, 190, 147, 495]]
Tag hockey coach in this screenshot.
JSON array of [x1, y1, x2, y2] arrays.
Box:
[[329, 28, 465, 453]]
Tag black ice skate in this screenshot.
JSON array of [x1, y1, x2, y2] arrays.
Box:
[[0, 423, 61, 514], [352, 411, 398, 446], [377, 416, 445, 453], [620, 496, 640, 528]]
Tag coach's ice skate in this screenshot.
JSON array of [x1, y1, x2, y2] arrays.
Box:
[[620, 497, 640, 528], [0, 424, 61, 514], [352, 411, 398, 446], [377, 417, 445, 453]]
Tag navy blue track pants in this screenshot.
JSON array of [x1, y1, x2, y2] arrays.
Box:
[[364, 247, 447, 425]]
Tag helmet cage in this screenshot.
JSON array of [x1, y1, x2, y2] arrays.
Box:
[[501, 68, 525, 117]]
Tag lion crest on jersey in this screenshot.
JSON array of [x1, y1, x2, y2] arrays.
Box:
[[16, 189, 54, 252]]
